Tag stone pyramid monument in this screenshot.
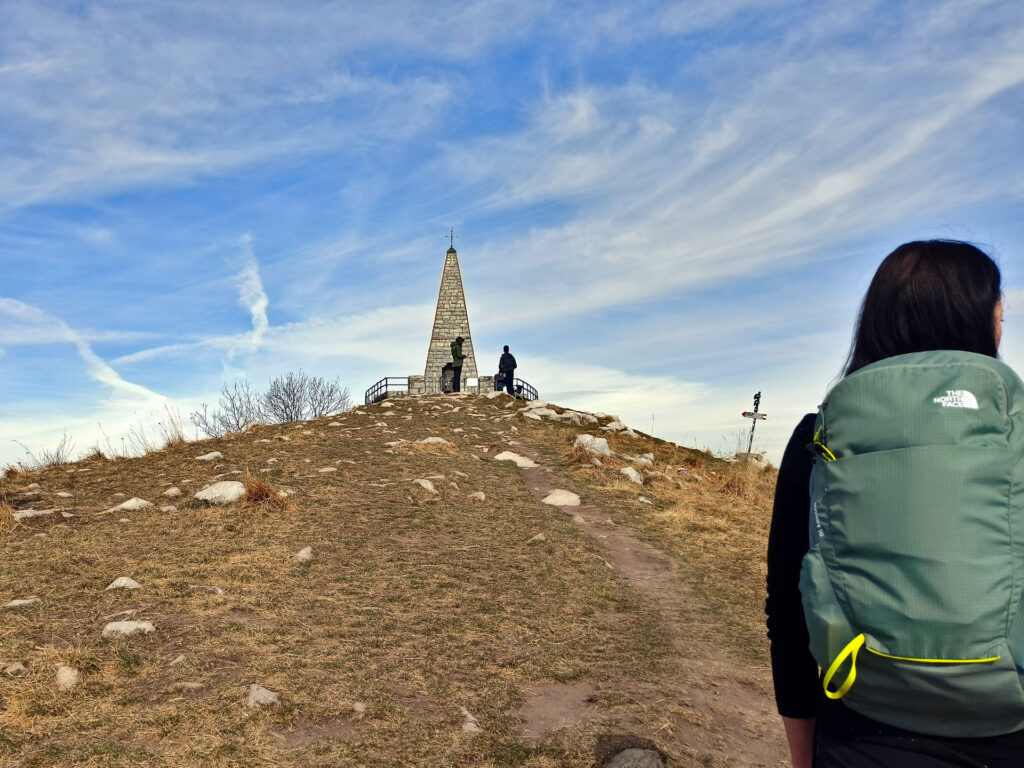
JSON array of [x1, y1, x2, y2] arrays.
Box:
[[423, 244, 477, 393]]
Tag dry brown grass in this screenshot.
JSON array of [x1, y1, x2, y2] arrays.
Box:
[[0, 502, 14, 538], [0, 395, 685, 767], [241, 470, 292, 514]]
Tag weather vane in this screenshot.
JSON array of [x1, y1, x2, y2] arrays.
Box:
[[446, 227, 457, 248]]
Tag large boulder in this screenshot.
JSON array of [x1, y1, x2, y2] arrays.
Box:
[[575, 434, 613, 457], [193, 481, 246, 505]]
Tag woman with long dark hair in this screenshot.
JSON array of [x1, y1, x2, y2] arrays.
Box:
[[766, 240, 1023, 767]]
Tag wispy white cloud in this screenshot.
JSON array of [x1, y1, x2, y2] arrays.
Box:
[[0, 299, 165, 405]]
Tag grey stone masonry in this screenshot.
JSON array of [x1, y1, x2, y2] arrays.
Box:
[[424, 247, 478, 392]]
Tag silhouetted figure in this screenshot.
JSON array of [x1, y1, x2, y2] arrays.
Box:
[[450, 337, 465, 393], [498, 345, 517, 395]]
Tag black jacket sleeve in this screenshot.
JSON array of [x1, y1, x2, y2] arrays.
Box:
[[765, 413, 820, 718]]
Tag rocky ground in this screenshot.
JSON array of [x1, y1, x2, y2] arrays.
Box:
[[0, 393, 785, 767]]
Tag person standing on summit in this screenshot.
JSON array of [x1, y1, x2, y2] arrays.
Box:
[[498, 345, 517, 395], [450, 336, 466, 393]]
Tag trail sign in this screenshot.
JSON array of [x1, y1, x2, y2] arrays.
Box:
[[742, 392, 766, 453]]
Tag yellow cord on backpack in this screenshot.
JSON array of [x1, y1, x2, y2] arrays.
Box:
[[822, 634, 865, 699], [813, 426, 837, 461]]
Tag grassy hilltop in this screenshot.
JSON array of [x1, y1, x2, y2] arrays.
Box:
[[0, 394, 784, 768]]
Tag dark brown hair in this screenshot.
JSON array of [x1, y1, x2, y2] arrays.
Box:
[[845, 240, 1001, 375]]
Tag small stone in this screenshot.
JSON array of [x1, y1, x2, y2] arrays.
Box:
[[453, 470, 468, 478], [352, 701, 367, 714], [32, 533, 47, 539], [527, 533, 546, 543], [620, 467, 643, 485], [56, 664, 80, 691], [26, 482, 40, 489], [493, 451, 537, 468], [55, 491, 73, 498], [590, 457, 603, 467], [418, 437, 450, 445], [572, 515, 586, 523], [318, 467, 338, 473], [102, 620, 156, 638], [169, 654, 187, 666], [61, 511, 74, 518], [467, 491, 486, 502], [4, 662, 28, 677], [5, 598, 41, 609], [193, 481, 246, 505], [413, 479, 438, 494], [159, 505, 177, 512], [246, 683, 281, 708], [189, 584, 225, 595], [119, 518, 131, 523], [13, 508, 56, 521], [162, 487, 182, 497], [196, 451, 223, 461], [295, 546, 314, 562], [638, 496, 653, 505], [105, 577, 142, 591], [112, 497, 152, 512], [542, 489, 580, 507], [459, 706, 482, 733]]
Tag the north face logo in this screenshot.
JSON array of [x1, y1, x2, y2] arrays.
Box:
[[933, 390, 979, 409]]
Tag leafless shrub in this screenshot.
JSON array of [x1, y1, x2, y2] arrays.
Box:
[[13, 431, 76, 470], [192, 372, 351, 437]]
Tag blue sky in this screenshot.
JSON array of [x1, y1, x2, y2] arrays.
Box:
[[2, 0, 1023, 466]]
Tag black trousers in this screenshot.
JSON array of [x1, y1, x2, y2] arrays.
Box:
[[451, 366, 462, 392], [502, 371, 515, 395]]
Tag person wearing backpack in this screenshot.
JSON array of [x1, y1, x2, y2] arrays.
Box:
[[450, 336, 466, 393], [766, 240, 1024, 768]]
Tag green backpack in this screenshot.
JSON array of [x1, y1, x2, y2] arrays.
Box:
[[800, 349, 1024, 736]]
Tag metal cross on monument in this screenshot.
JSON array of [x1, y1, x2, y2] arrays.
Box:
[[446, 228, 457, 248], [741, 391, 767, 453]]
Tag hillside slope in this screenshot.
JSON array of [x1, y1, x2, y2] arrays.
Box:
[[1, 394, 785, 767]]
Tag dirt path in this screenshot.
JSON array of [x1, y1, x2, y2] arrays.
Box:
[[506, 439, 789, 767]]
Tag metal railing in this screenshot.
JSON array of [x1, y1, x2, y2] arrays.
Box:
[[494, 376, 538, 401], [365, 377, 409, 405]]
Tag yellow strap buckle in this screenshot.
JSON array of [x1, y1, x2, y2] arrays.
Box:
[[822, 634, 865, 700]]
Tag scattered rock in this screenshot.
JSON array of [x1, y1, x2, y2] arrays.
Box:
[[119, 518, 131, 523], [352, 701, 367, 715], [246, 684, 281, 708], [575, 434, 613, 457], [5, 598, 41, 609], [413, 479, 438, 494], [56, 664, 80, 691], [189, 584, 225, 595], [112, 497, 152, 512], [196, 451, 223, 461], [637, 496, 653, 505], [102, 621, 156, 638], [453, 470, 468, 478], [527, 533, 546, 544], [26, 483, 40, 489], [467, 491, 486, 502], [105, 577, 142, 591], [4, 662, 28, 677], [159, 505, 177, 513], [318, 467, 338, 473], [193, 481, 246, 505], [620, 467, 643, 485], [295, 546, 314, 563], [162, 487, 182, 497], [542, 489, 581, 507], [55, 491, 73, 498], [590, 458, 603, 467], [418, 437, 451, 445], [12, 509, 56, 521], [169, 654, 187, 667], [459, 706, 482, 733], [494, 451, 538, 468], [572, 515, 586, 523], [32, 533, 47, 539], [624, 455, 653, 466], [485, 391, 504, 399]]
